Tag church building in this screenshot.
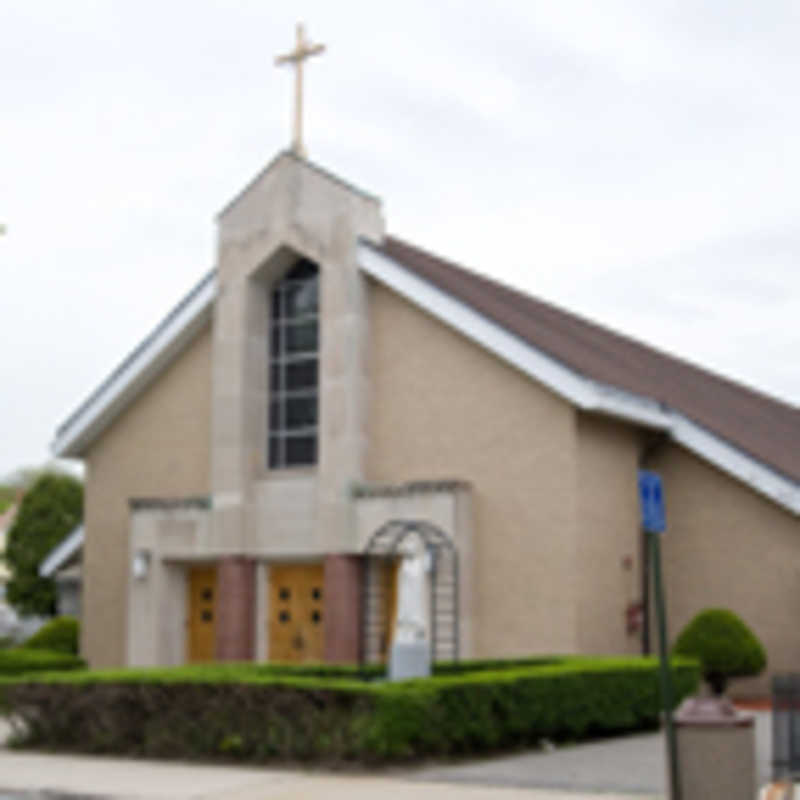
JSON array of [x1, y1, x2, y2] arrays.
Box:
[[51, 28, 799, 696]]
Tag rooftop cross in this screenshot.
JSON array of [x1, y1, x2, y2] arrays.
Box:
[[275, 23, 326, 159]]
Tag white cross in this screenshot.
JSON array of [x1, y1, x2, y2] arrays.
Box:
[[275, 23, 326, 159]]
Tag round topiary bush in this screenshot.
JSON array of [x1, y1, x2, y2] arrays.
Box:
[[672, 608, 766, 695], [24, 616, 80, 655]]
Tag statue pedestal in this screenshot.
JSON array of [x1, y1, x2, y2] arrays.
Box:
[[389, 640, 431, 681]]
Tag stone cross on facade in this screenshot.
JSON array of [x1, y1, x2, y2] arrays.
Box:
[[275, 23, 326, 158]]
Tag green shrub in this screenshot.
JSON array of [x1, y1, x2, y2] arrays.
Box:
[[24, 617, 79, 654], [0, 655, 698, 762], [672, 608, 766, 695], [0, 648, 85, 677]]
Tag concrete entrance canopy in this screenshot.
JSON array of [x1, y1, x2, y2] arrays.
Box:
[[126, 479, 475, 667]]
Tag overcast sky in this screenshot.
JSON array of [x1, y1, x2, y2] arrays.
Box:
[[1, 1, 798, 479]]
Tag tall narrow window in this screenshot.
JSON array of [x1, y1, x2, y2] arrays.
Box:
[[268, 258, 319, 468]]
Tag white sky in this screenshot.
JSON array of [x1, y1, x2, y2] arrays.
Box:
[[1, 1, 798, 478]]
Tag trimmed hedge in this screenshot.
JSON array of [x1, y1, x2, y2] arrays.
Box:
[[48, 655, 557, 685], [0, 655, 698, 762], [185, 655, 560, 682], [0, 648, 86, 676], [24, 616, 80, 655]]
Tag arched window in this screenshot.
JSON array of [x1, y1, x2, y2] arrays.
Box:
[[268, 258, 319, 468]]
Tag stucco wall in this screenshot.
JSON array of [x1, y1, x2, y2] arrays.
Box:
[[83, 323, 213, 668], [575, 414, 643, 655], [652, 444, 800, 696], [366, 280, 580, 657]]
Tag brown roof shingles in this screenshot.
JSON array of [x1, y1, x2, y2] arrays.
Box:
[[376, 236, 800, 484]]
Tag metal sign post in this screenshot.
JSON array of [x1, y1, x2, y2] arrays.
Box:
[[638, 470, 681, 800]]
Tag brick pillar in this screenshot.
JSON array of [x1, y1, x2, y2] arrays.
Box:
[[215, 556, 256, 661], [324, 555, 364, 664]]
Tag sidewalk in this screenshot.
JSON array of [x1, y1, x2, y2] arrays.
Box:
[[408, 708, 773, 795], [0, 750, 656, 800]]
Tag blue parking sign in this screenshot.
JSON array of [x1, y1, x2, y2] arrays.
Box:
[[638, 470, 666, 533]]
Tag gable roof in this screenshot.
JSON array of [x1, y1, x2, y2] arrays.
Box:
[[359, 236, 799, 513], [373, 236, 799, 482]]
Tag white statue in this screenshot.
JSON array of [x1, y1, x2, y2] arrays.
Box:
[[394, 552, 427, 644], [389, 538, 431, 680]]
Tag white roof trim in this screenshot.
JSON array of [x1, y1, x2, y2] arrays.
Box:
[[357, 242, 799, 516], [360, 243, 610, 415], [40, 525, 84, 578], [52, 272, 217, 457], [358, 242, 670, 425], [671, 415, 799, 515]]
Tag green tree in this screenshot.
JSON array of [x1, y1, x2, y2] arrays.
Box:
[[672, 608, 766, 695], [3, 473, 83, 616]]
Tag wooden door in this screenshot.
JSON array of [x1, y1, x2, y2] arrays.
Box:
[[187, 565, 217, 662], [269, 563, 325, 662]]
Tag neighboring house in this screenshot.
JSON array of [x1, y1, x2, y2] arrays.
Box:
[[50, 151, 798, 695], [39, 525, 83, 618], [0, 503, 18, 637]]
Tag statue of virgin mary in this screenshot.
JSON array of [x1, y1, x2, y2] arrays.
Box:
[[389, 537, 431, 680], [394, 551, 427, 644]]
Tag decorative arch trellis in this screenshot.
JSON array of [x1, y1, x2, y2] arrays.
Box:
[[361, 519, 459, 665]]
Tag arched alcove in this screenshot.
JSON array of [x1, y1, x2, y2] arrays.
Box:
[[362, 519, 459, 665]]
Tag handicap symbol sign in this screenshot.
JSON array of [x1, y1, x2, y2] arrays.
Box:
[[638, 470, 666, 533]]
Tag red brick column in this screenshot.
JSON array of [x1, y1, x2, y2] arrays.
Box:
[[215, 556, 256, 661], [323, 555, 364, 664]]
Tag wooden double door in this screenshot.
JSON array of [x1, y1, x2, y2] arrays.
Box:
[[186, 562, 329, 664], [269, 563, 325, 663]]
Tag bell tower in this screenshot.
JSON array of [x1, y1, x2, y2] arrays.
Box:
[[210, 151, 384, 559]]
